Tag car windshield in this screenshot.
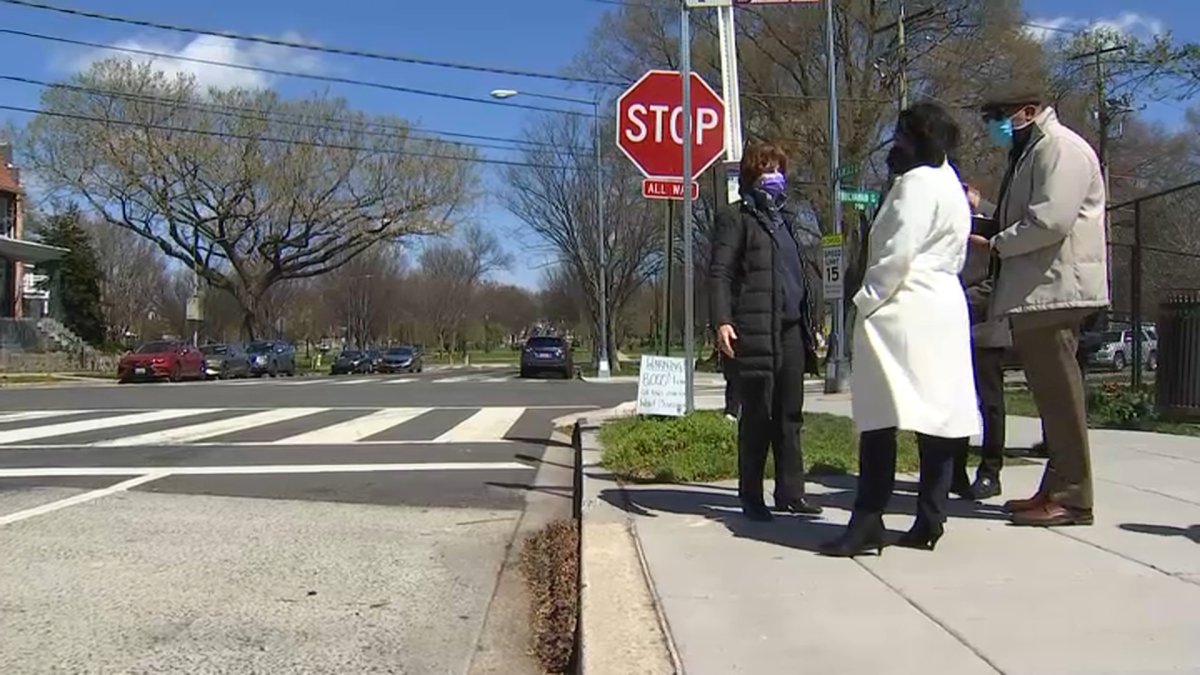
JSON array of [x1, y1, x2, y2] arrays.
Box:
[[137, 341, 177, 354], [1102, 331, 1123, 343], [387, 348, 413, 356], [339, 351, 362, 359], [246, 342, 274, 354], [201, 345, 229, 356], [528, 337, 565, 349]]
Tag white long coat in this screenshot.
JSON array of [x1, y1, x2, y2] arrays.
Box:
[[850, 163, 981, 439]]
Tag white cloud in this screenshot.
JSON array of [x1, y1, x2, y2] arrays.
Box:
[[1024, 12, 1167, 43], [71, 31, 323, 90]]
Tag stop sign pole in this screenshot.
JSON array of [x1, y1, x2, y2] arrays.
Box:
[[679, 6, 696, 413]]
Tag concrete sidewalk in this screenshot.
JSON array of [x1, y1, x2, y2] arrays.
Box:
[[583, 394, 1200, 674]]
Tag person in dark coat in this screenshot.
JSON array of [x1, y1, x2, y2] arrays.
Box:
[[710, 142, 823, 522]]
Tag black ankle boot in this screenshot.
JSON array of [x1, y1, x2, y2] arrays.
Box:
[[895, 519, 945, 551], [741, 501, 774, 522], [818, 513, 886, 557]]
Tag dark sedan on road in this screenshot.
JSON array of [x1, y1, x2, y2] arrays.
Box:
[[201, 343, 251, 379], [520, 336, 574, 379], [118, 341, 206, 383], [377, 346, 423, 374], [330, 350, 374, 375], [246, 340, 296, 377]]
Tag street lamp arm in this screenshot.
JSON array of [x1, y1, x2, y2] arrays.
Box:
[[489, 88, 596, 106]]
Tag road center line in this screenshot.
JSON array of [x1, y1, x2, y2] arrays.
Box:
[[0, 473, 168, 526]]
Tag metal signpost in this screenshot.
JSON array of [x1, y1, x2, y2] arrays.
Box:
[[616, 65, 725, 412]]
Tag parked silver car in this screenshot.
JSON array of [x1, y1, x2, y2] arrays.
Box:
[[1087, 328, 1157, 371]]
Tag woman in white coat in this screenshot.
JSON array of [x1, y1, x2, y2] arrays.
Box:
[[821, 103, 981, 557]]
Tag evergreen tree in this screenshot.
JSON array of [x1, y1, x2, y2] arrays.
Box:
[[37, 205, 107, 346]]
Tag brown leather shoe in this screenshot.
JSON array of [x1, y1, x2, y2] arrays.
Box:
[[1010, 502, 1094, 527], [1003, 492, 1048, 513]]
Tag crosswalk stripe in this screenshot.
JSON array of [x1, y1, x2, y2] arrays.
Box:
[[273, 408, 430, 445], [0, 409, 210, 445], [94, 408, 327, 447], [433, 406, 525, 443], [331, 378, 376, 385], [0, 410, 87, 424], [385, 378, 416, 384], [433, 376, 473, 383]]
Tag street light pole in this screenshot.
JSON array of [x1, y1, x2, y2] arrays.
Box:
[[491, 88, 609, 377]]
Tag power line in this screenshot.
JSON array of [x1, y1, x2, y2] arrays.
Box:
[[0, 74, 587, 154], [0, 103, 584, 171], [0, 29, 594, 118], [0, 0, 622, 86]]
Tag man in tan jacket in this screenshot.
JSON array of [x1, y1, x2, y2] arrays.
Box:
[[975, 87, 1108, 527]]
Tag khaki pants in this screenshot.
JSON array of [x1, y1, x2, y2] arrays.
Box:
[[1011, 308, 1095, 510]]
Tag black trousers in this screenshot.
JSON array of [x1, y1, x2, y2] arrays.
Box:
[[721, 357, 740, 417], [954, 346, 1006, 481], [856, 429, 967, 526], [736, 320, 806, 507]]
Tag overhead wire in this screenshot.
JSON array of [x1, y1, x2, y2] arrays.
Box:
[[0, 29, 595, 117], [0, 103, 589, 172], [0, 74, 590, 154], [0, 0, 623, 86]]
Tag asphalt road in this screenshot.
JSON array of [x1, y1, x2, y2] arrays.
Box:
[[0, 367, 635, 673]]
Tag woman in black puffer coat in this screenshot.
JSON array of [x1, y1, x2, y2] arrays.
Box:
[[709, 142, 823, 522]]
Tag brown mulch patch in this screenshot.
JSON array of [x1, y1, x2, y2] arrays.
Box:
[[520, 519, 579, 673]]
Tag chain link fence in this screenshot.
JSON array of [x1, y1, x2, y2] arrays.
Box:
[[1107, 179, 1200, 397]]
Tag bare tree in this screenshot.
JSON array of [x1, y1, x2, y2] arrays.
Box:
[[20, 58, 476, 338], [501, 114, 659, 372], [475, 283, 539, 348], [411, 224, 511, 357], [316, 245, 406, 349]]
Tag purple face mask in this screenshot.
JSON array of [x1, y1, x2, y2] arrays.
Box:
[[758, 171, 787, 198]]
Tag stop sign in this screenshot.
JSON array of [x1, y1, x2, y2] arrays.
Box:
[[616, 70, 726, 180]]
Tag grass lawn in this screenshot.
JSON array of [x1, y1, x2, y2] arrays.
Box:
[[598, 411, 919, 482], [1004, 388, 1200, 437]]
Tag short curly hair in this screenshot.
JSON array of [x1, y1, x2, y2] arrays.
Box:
[[739, 142, 788, 194], [895, 102, 960, 170]]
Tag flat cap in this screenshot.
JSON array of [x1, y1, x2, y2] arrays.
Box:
[[979, 82, 1046, 112]]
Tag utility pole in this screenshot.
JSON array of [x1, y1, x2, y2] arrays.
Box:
[[897, 0, 908, 109], [663, 201, 673, 356], [1070, 43, 1126, 327], [680, 3, 696, 412], [824, 0, 847, 395]]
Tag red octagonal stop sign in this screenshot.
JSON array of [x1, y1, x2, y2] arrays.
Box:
[[616, 70, 726, 180]]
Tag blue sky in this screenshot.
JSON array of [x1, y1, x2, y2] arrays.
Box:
[[1, 1, 1196, 288]]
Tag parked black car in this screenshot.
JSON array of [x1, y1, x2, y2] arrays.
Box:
[[201, 343, 251, 379], [246, 340, 296, 377], [330, 350, 373, 375], [520, 335, 574, 379], [377, 346, 423, 374]]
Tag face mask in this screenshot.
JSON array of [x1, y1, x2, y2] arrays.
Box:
[[758, 171, 786, 198], [988, 117, 1014, 148]]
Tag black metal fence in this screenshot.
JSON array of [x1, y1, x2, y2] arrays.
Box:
[[1107, 179, 1200, 392]]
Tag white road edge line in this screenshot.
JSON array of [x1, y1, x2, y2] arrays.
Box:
[[0, 473, 168, 526], [0, 462, 529, 478]]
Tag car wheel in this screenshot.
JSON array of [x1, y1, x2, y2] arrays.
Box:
[[520, 368, 530, 379], [1113, 352, 1126, 371], [170, 365, 182, 383]]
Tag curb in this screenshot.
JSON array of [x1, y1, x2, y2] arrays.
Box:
[[574, 422, 678, 675]]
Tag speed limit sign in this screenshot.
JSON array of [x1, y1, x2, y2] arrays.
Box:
[[822, 233, 844, 301]]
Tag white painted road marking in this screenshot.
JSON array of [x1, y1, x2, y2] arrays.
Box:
[[0, 473, 168, 526], [433, 407, 525, 443], [0, 409, 210, 445], [94, 408, 327, 447], [0, 462, 529, 478], [0, 410, 87, 424], [272, 407, 430, 445]]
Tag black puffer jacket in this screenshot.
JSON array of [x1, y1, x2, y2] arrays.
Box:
[[709, 191, 821, 377]]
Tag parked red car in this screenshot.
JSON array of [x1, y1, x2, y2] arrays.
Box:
[[118, 341, 206, 383]]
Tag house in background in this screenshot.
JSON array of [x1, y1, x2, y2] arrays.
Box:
[[0, 141, 67, 320]]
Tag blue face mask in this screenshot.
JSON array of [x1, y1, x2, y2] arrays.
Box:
[[758, 171, 787, 198], [988, 117, 1014, 148]]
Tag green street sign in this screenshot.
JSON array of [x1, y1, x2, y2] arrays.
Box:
[[836, 163, 859, 180], [838, 189, 881, 206]]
